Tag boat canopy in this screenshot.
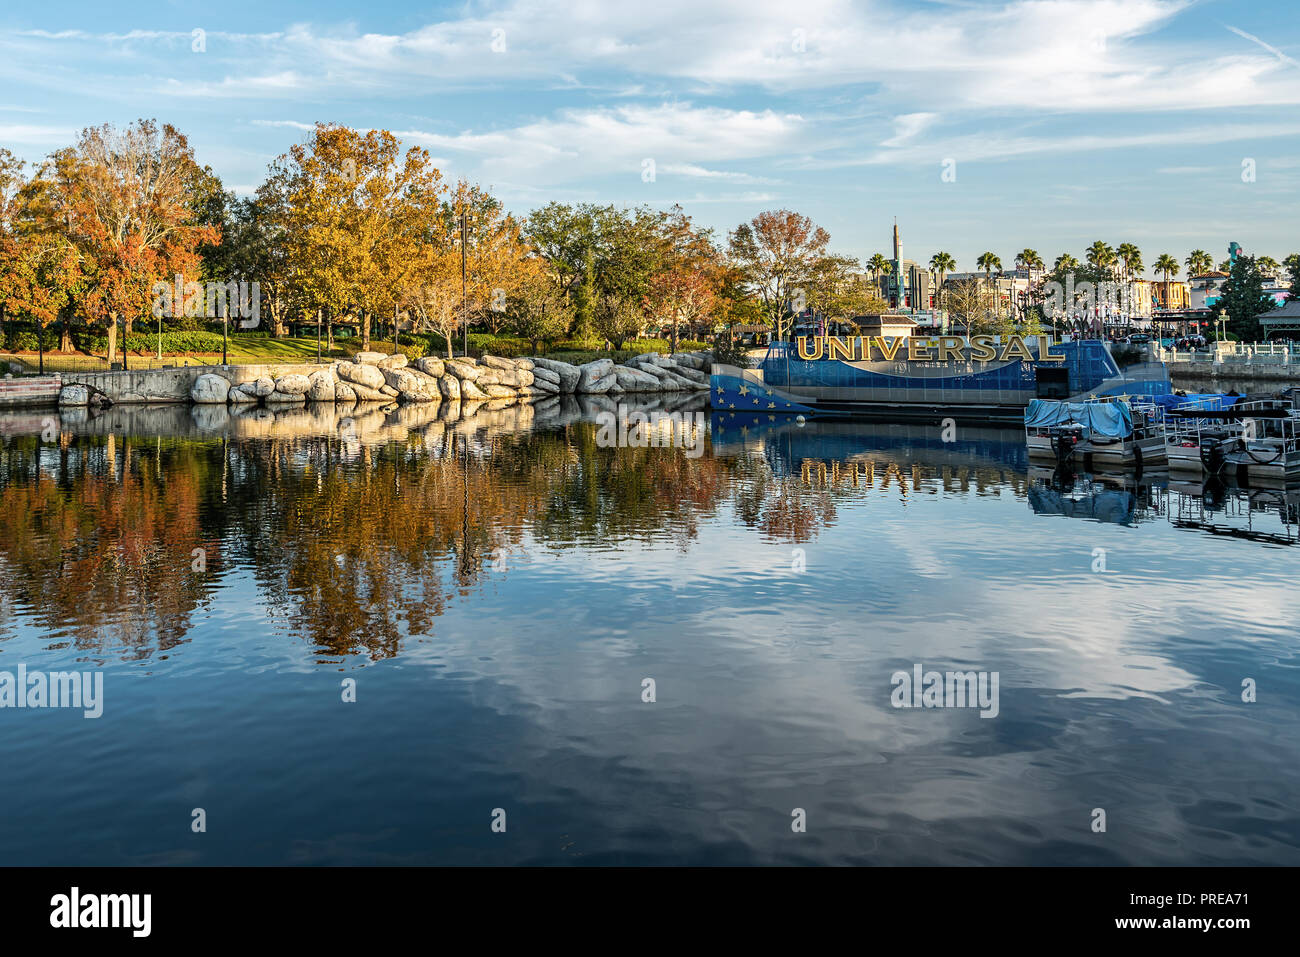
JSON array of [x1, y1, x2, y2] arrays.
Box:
[[1024, 399, 1133, 439]]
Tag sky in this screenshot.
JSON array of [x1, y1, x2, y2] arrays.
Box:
[[1, 0, 1297, 275]]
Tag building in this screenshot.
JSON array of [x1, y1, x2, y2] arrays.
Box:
[[1188, 272, 1229, 310], [1259, 299, 1300, 340], [876, 222, 937, 311], [853, 313, 918, 340], [1153, 280, 1190, 311]]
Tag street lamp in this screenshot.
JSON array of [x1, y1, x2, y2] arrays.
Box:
[[452, 211, 471, 357]]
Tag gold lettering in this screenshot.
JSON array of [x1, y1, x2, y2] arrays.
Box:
[[796, 336, 824, 360], [999, 335, 1034, 362], [937, 336, 964, 361], [860, 336, 875, 360], [907, 337, 932, 361], [827, 336, 855, 360], [877, 336, 905, 361], [969, 335, 997, 361], [1039, 334, 1065, 361]]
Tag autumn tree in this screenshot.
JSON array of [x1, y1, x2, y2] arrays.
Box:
[[727, 210, 830, 337], [28, 120, 219, 362]]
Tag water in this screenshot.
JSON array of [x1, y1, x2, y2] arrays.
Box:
[[0, 398, 1297, 865]]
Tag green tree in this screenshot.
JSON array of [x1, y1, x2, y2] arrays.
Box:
[[1185, 249, 1213, 276], [1211, 254, 1275, 341]]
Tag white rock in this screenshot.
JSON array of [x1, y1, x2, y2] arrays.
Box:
[[307, 370, 336, 402], [252, 376, 276, 397], [415, 357, 445, 378], [335, 381, 357, 402], [336, 362, 386, 390], [445, 360, 482, 381], [275, 373, 312, 395], [461, 379, 489, 401], [438, 374, 461, 400], [354, 351, 387, 365], [529, 357, 581, 393], [58, 384, 90, 406], [479, 355, 517, 372], [378, 353, 408, 370], [190, 373, 231, 404], [228, 384, 260, 404]]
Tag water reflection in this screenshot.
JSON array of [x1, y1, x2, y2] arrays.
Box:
[[1, 400, 1298, 865]]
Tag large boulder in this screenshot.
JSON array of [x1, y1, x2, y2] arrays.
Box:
[[530, 366, 560, 387], [482, 383, 517, 399], [228, 383, 260, 404], [479, 355, 517, 372], [529, 357, 581, 393], [514, 358, 535, 371], [307, 370, 337, 402], [415, 357, 445, 378], [460, 379, 489, 401], [350, 382, 389, 402], [384, 368, 438, 403], [445, 360, 482, 382], [378, 353, 408, 370], [190, 373, 231, 404], [58, 384, 90, 407], [493, 368, 533, 389], [576, 359, 616, 394], [275, 373, 312, 396], [475, 370, 500, 386], [335, 381, 357, 403], [379, 384, 399, 398], [354, 351, 387, 365], [438, 374, 461, 400], [530, 377, 560, 394], [336, 361, 386, 391], [669, 364, 709, 386], [264, 392, 306, 407], [614, 366, 662, 392], [670, 352, 708, 370]]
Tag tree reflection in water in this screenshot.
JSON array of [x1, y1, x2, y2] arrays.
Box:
[[0, 401, 966, 663]]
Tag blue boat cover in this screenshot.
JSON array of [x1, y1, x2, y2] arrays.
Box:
[[1024, 399, 1133, 438], [1148, 392, 1240, 412]]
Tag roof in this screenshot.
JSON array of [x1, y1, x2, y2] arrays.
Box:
[[1261, 299, 1300, 322], [853, 313, 918, 327]]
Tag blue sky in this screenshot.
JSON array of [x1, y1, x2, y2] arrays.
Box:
[[1, 0, 1297, 274]]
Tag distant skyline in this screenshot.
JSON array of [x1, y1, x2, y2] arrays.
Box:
[[2, 0, 1297, 274]]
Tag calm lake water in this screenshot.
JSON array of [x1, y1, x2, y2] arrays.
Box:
[[0, 397, 1297, 865]]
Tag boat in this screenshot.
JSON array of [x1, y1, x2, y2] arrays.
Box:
[[1159, 396, 1300, 483], [711, 333, 1171, 423], [1024, 395, 1168, 470]]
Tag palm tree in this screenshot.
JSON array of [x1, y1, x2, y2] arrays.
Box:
[[1053, 253, 1079, 273], [1117, 242, 1143, 282], [1153, 253, 1179, 311], [1015, 248, 1043, 275], [976, 251, 1002, 320], [866, 253, 889, 279], [929, 252, 956, 316], [1257, 255, 1279, 279], [1086, 240, 1116, 276], [1185, 249, 1213, 277]]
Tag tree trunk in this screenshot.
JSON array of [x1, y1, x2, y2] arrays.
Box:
[[671, 316, 679, 353], [106, 315, 118, 364], [362, 310, 371, 351], [271, 301, 286, 338]]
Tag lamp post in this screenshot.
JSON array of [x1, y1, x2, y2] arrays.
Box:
[[455, 210, 470, 357], [221, 300, 229, 365]]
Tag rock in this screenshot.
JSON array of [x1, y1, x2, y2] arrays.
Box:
[[336, 361, 386, 390], [669, 365, 709, 385], [354, 351, 387, 365], [614, 366, 661, 392], [576, 359, 616, 394], [228, 383, 260, 404], [531, 357, 580, 393], [415, 357, 445, 378], [379, 384, 399, 398], [264, 392, 306, 406], [445, 360, 481, 381], [252, 376, 276, 397], [475, 370, 501, 386], [479, 355, 517, 372], [378, 353, 408, 370], [513, 358, 535, 371], [190, 373, 231, 404], [275, 373, 312, 395], [58, 384, 90, 406], [670, 352, 707, 370], [438, 374, 462, 400], [460, 379, 489, 401], [530, 377, 560, 394], [482, 383, 517, 399], [307, 370, 337, 402], [350, 382, 389, 402], [531, 366, 560, 386], [335, 381, 357, 403]]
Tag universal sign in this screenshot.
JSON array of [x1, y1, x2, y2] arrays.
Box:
[[795, 334, 1066, 363]]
